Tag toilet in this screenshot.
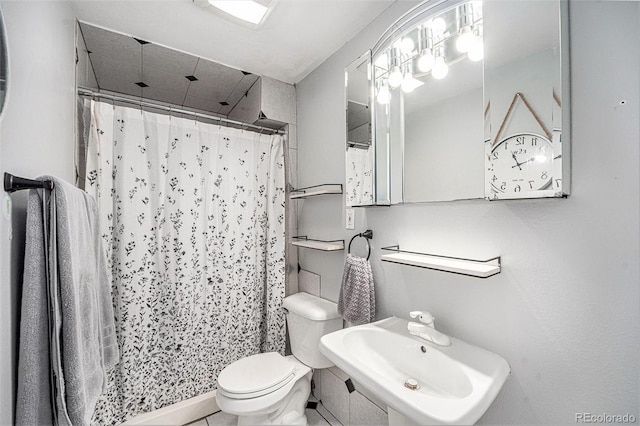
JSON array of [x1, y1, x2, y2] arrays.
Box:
[[215, 292, 342, 425]]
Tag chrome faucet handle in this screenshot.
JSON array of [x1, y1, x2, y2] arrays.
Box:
[[409, 311, 435, 327]]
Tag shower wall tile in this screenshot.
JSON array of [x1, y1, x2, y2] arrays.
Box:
[[284, 126, 298, 296], [288, 123, 297, 149], [288, 147, 298, 191], [298, 270, 320, 297], [261, 76, 296, 124]]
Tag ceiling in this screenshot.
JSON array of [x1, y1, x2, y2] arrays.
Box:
[[79, 22, 260, 116], [72, 0, 397, 85]]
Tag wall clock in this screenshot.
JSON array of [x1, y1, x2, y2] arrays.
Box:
[[485, 92, 569, 200]]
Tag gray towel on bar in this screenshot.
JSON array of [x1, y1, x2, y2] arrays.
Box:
[[15, 177, 118, 426], [50, 177, 118, 425], [16, 189, 53, 426], [338, 254, 375, 325]]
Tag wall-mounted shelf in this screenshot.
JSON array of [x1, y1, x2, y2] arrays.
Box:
[[290, 184, 343, 199], [380, 246, 501, 278], [292, 236, 345, 251]]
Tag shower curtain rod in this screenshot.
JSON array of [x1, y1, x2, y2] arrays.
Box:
[[77, 87, 285, 135]]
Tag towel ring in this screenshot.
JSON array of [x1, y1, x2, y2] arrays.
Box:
[[348, 230, 373, 260]]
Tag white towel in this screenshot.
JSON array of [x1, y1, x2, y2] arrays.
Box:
[[338, 254, 375, 325], [50, 177, 119, 425], [15, 177, 119, 426]]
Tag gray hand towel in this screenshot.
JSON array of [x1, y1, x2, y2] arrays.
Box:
[[338, 254, 375, 325], [49, 177, 119, 425]]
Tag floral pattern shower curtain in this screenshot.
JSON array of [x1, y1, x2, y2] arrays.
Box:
[[84, 100, 286, 424]]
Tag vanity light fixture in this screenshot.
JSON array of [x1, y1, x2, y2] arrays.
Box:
[[417, 26, 435, 72], [428, 17, 447, 36], [401, 63, 424, 93], [208, 0, 270, 25], [455, 3, 475, 53], [431, 46, 449, 80], [387, 48, 404, 88], [376, 82, 391, 104]]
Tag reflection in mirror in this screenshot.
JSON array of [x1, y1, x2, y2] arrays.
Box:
[[373, 0, 485, 203], [345, 51, 375, 206], [484, 0, 568, 200]]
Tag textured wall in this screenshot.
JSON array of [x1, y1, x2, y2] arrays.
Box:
[[0, 2, 76, 423], [296, 1, 639, 424]]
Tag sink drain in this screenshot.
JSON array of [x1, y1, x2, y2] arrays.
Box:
[[404, 379, 419, 390]]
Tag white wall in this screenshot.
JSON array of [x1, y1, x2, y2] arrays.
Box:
[[0, 2, 76, 423], [297, 1, 639, 424]]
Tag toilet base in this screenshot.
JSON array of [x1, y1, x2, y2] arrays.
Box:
[[234, 370, 311, 425]]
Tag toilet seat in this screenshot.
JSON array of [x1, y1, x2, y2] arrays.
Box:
[[217, 353, 296, 399]]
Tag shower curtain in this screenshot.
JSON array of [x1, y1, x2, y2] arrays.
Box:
[[83, 100, 286, 424]]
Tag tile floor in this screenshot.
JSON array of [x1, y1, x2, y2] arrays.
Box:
[[186, 398, 341, 426]]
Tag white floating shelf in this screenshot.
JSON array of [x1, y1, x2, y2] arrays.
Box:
[[292, 237, 345, 251], [381, 247, 501, 278], [290, 184, 343, 199]]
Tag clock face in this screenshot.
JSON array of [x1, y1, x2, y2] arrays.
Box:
[[488, 133, 553, 194]]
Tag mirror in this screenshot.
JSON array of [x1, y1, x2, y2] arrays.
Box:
[[345, 51, 375, 206], [0, 7, 8, 118], [483, 0, 569, 200], [372, 0, 485, 203], [365, 0, 568, 204]]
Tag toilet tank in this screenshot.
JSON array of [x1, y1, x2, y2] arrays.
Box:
[[283, 292, 342, 369]]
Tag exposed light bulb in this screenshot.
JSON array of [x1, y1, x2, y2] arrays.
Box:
[[432, 56, 449, 79], [467, 35, 484, 61], [417, 49, 435, 72], [401, 75, 424, 93], [388, 67, 404, 88], [377, 85, 391, 104], [456, 27, 474, 53], [429, 17, 447, 35], [400, 37, 415, 54]]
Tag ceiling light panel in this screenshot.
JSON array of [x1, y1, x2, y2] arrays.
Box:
[[208, 0, 272, 25]]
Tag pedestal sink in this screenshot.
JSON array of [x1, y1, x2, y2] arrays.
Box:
[[319, 317, 510, 425]]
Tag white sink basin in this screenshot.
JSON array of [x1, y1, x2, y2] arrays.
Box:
[[319, 317, 510, 425]]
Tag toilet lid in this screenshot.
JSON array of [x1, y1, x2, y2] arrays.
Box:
[[218, 352, 295, 398]]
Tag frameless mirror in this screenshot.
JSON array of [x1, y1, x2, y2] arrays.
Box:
[[345, 51, 375, 206], [483, 0, 569, 200], [372, 0, 485, 204]]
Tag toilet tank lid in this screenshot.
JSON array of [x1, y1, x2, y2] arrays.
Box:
[[283, 292, 340, 321]]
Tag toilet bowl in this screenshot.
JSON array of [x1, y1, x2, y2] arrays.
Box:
[[215, 292, 342, 425]]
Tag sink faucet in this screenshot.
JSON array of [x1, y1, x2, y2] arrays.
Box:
[[408, 311, 451, 346]]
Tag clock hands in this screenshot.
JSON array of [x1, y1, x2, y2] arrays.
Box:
[[511, 153, 523, 170]]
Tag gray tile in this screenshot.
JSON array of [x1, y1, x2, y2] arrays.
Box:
[[184, 418, 207, 426], [328, 366, 350, 382], [349, 391, 388, 426], [299, 270, 320, 297], [205, 410, 237, 425], [143, 43, 199, 78], [319, 369, 349, 425], [288, 123, 297, 149], [306, 408, 331, 426], [316, 402, 343, 426], [288, 146, 298, 190], [312, 370, 323, 400]]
